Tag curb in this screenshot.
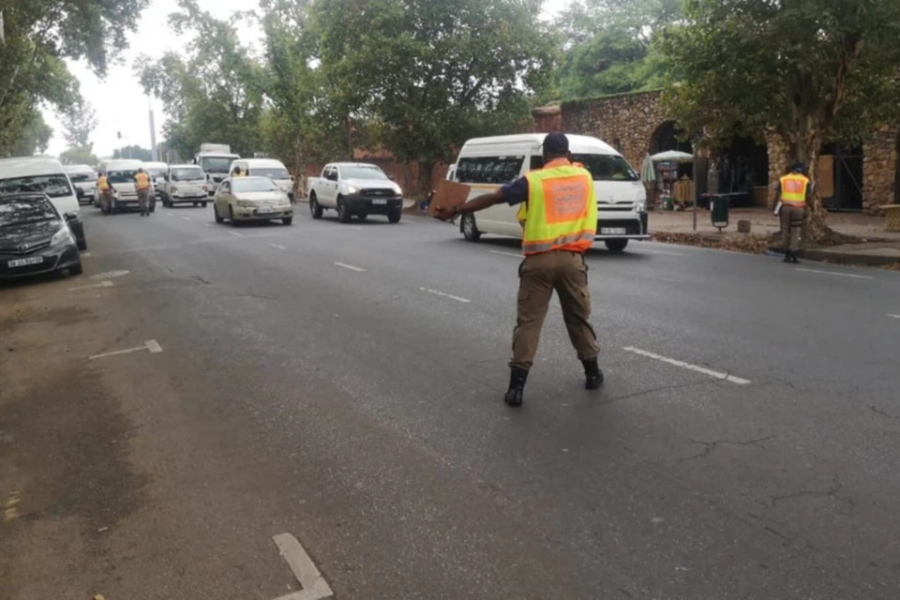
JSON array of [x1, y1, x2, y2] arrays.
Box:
[[795, 249, 900, 267]]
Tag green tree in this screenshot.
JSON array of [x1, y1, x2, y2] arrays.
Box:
[[554, 0, 682, 99], [136, 0, 265, 159], [662, 0, 900, 240], [62, 100, 98, 152], [2, 108, 53, 157], [60, 147, 99, 166], [113, 146, 153, 161], [313, 0, 556, 194]]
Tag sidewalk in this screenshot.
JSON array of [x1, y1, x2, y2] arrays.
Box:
[[650, 208, 900, 266]]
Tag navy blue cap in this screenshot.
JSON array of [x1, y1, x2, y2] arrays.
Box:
[[543, 132, 569, 154]]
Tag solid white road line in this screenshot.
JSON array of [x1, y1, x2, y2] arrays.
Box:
[[623, 346, 751, 385], [268, 243, 287, 250], [334, 262, 365, 272], [272, 533, 334, 600], [69, 280, 113, 292], [639, 248, 684, 256], [228, 231, 245, 238], [420, 287, 471, 303], [89, 340, 163, 361], [489, 250, 522, 258], [795, 268, 872, 280]]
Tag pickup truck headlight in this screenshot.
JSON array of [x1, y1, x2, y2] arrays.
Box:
[[347, 186, 359, 194], [51, 226, 74, 247]]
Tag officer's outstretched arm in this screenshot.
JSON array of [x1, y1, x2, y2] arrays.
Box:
[[433, 189, 505, 221]]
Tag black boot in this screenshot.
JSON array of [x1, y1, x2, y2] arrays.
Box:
[[783, 251, 792, 263], [789, 251, 800, 264], [582, 358, 604, 390], [504, 367, 528, 407]]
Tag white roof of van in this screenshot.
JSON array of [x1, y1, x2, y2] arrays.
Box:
[[143, 162, 168, 169], [101, 159, 144, 170], [460, 133, 617, 155], [329, 162, 383, 168], [0, 156, 68, 178], [64, 164, 97, 173], [238, 158, 286, 168], [170, 164, 203, 169]]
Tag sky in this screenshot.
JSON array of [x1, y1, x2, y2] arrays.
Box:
[[43, 0, 572, 159]]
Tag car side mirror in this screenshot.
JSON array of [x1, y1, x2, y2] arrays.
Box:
[[64, 212, 78, 222]]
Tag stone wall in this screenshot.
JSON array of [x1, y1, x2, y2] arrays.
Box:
[[535, 91, 900, 214], [864, 125, 899, 212], [554, 91, 667, 171]]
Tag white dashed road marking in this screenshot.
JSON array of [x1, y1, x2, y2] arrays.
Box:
[[268, 243, 287, 250], [889, 314, 900, 320], [271, 533, 334, 600], [89, 340, 163, 361], [166, 212, 174, 216], [420, 287, 471, 303], [183, 217, 192, 221], [795, 268, 872, 280], [228, 231, 245, 238], [623, 346, 751, 385], [334, 262, 365, 272], [489, 250, 522, 258], [640, 248, 684, 256], [90, 270, 129, 280], [69, 280, 113, 292]]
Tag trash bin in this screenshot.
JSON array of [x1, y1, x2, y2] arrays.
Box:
[[710, 194, 729, 231]]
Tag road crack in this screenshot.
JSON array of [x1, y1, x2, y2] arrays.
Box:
[[675, 435, 775, 464]]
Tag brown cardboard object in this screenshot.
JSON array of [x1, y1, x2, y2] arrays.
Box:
[[817, 155, 835, 199], [429, 180, 471, 216]]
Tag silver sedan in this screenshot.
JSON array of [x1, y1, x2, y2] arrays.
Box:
[[213, 176, 294, 226]]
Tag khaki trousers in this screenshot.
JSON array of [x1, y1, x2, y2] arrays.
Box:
[[511, 250, 599, 370], [100, 190, 112, 212], [780, 204, 805, 252], [137, 188, 151, 212]]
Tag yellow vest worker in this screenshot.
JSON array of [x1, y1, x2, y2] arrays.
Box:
[[97, 175, 110, 191], [432, 132, 602, 408], [776, 163, 811, 263], [134, 171, 151, 190]]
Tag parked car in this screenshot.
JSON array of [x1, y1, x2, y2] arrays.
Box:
[[448, 134, 649, 253], [229, 158, 295, 202], [213, 176, 293, 226], [163, 164, 208, 207], [97, 159, 156, 214], [144, 161, 169, 205], [308, 162, 403, 224], [0, 192, 82, 280], [0, 156, 88, 250], [64, 164, 98, 205]]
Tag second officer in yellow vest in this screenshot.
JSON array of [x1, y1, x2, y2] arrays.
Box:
[[434, 132, 602, 407], [775, 162, 812, 264]]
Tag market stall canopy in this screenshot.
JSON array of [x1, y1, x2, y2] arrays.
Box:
[[650, 150, 694, 164]]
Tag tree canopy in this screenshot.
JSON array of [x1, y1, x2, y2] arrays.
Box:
[[662, 0, 900, 237]]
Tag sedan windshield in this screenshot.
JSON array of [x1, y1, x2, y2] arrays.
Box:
[[0, 196, 58, 227], [340, 166, 388, 180], [251, 168, 290, 180], [171, 168, 205, 181], [0, 174, 74, 198], [201, 157, 236, 173], [571, 154, 639, 182], [233, 178, 279, 193]]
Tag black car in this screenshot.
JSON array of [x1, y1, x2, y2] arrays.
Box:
[[0, 192, 83, 280]]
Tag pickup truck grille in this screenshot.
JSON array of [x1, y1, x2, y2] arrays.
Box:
[[360, 188, 397, 198]]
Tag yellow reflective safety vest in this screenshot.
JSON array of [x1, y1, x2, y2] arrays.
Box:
[[517, 162, 587, 227], [135, 172, 151, 190], [521, 159, 597, 255], [97, 175, 110, 191], [780, 173, 809, 206]]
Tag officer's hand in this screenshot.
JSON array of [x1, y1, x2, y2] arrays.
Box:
[[433, 206, 456, 221]]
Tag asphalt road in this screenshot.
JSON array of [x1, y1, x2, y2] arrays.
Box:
[[2, 204, 900, 600]]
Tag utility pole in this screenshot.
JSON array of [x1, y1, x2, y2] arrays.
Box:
[[149, 100, 158, 162]]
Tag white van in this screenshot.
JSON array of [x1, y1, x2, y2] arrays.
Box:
[[98, 159, 156, 214], [64, 164, 98, 205], [229, 158, 295, 202], [0, 156, 88, 249], [163, 164, 209, 207], [449, 134, 649, 252], [143, 161, 169, 204]]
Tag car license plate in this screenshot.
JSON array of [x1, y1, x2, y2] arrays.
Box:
[[8, 256, 44, 268], [600, 227, 627, 235], [257, 207, 276, 214], [372, 199, 388, 205]]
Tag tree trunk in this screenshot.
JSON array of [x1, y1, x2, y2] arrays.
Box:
[[417, 161, 436, 201]]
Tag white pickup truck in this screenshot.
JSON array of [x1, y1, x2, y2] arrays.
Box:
[[307, 162, 404, 224]]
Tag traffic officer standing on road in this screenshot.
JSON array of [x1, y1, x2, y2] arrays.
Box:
[[97, 172, 113, 215], [434, 132, 602, 407], [135, 167, 152, 216], [775, 162, 813, 264]]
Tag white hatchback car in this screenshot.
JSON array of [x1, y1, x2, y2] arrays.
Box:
[[213, 176, 293, 226]]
